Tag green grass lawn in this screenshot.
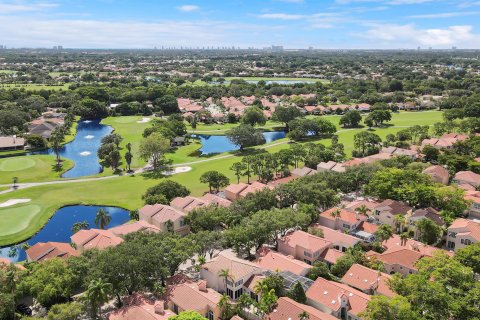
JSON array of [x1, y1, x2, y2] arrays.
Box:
[[224, 77, 330, 83], [0, 83, 70, 91], [0, 70, 17, 74], [0, 155, 74, 184], [0, 110, 444, 246]]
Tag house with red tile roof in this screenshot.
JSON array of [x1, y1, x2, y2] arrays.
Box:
[[108, 294, 175, 320], [224, 182, 271, 202], [306, 277, 371, 320], [109, 220, 161, 237], [310, 225, 360, 252], [316, 161, 345, 173], [254, 247, 311, 276], [341, 264, 395, 297], [200, 250, 261, 300], [421, 133, 468, 150], [0, 258, 26, 271], [167, 281, 222, 320], [453, 171, 480, 188], [71, 229, 124, 253], [278, 230, 334, 265], [423, 165, 450, 185], [318, 208, 367, 233], [170, 196, 207, 213], [446, 218, 480, 251], [465, 190, 480, 219], [0, 136, 25, 151], [406, 207, 444, 240], [373, 200, 413, 229], [319, 248, 345, 266], [200, 193, 232, 208], [138, 204, 189, 236], [267, 297, 337, 320], [291, 167, 318, 177], [380, 147, 418, 159], [343, 199, 380, 214], [26, 242, 79, 262]]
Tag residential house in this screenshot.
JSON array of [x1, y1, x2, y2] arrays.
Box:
[[0, 136, 25, 151], [26, 241, 79, 262], [422, 165, 450, 185], [200, 250, 261, 300], [318, 208, 367, 232], [406, 207, 444, 240], [277, 230, 337, 265], [446, 218, 480, 250], [108, 294, 176, 320], [306, 277, 370, 320], [170, 194, 231, 213], [341, 264, 395, 297], [465, 190, 480, 219], [310, 225, 360, 252], [421, 133, 468, 150], [138, 204, 189, 235], [224, 182, 271, 202], [453, 171, 480, 188], [71, 229, 123, 253], [109, 220, 161, 237], [267, 297, 337, 320], [168, 281, 222, 320], [317, 161, 345, 173], [0, 258, 26, 271], [373, 200, 413, 230], [291, 167, 318, 178], [380, 146, 418, 159], [254, 247, 311, 276]]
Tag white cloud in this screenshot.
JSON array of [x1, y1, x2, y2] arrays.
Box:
[[258, 13, 304, 20], [409, 11, 480, 18], [177, 5, 199, 12], [0, 2, 58, 13], [360, 23, 477, 47], [336, 0, 433, 4]]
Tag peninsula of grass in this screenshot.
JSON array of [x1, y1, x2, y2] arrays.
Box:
[[0, 155, 74, 184]]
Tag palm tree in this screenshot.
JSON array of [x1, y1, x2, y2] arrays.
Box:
[[71, 220, 89, 234], [50, 127, 65, 166], [400, 232, 409, 246], [5, 268, 17, 320], [355, 205, 371, 219], [12, 176, 18, 189], [218, 269, 232, 295], [299, 311, 310, 320], [125, 142, 132, 172], [394, 215, 406, 233], [129, 210, 139, 221], [330, 208, 342, 219], [85, 278, 112, 319], [94, 208, 111, 230], [165, 220, 174, 233], [217, 294, 234, 320]]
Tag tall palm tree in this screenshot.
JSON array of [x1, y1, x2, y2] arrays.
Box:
[[355, 205, 371, 219], [218, 269, 232, 295], [50, 127, 65, 166], [217, 294, 234, 320], [85, 278, 112, 319], [394, 215, 406, 233], [94, 208, 111, 230]]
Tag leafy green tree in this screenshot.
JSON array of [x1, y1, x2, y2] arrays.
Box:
[[85, 278, 112, 319], [143, 180, 190, 202], [360, 295, 420, 320], [416, 218, 442, 245], [138, 132, 171, 170], [339, 110, 362, 128], [375, 224, 394, 243], [218, 294, 235, 320], [241, 106, 267, 127], [225, 124, 266, 150], [353, 131, 381, 157], [230, 162, 246, 184], [307, 261, 332, 280], [95, 208, 111, 230], [200, 171, 230, 193], [169, 311, 207, 320], [71, 221, 89, 234], [287, 282, 307, 304], [454, 242, 480, 274], [272, 106, 303, 131], [47, 302, 84, 320], [153, 95, 180, 114]]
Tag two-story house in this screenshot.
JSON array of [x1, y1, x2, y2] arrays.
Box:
[[71, 229, 123, 253], [318, 208, 367, 233], [446, 218, 480, 250], [138, 204, 190, 235], [373, 200, 412, 230], [168, 281, 222, 320], [465, 191, 480, 219], [341, 264, 395, 297]]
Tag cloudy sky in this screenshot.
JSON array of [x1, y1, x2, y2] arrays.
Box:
[[1, 0, 479, 49]]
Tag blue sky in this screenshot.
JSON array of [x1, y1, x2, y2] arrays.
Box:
[[1, 0, 480, 49]]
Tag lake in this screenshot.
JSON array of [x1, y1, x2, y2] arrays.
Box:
[[33, 119, 113, 178], [194, 131, 286, 154], [0, 205, 130, 262]]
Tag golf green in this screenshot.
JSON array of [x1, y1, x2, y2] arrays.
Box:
[[0, 204, 42, 236], [0, 158, 36, 171]]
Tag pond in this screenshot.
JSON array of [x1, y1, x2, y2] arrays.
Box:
[[0, 205, 130, 262], [194, 131, 286, 155], [32, 119, 112, 178]]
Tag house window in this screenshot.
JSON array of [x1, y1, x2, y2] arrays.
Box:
[[304, 251, 312, 258], [461, 239, 472, 245], [304, 259, 312, 265], [234, 279, 244, 287], [180, 219, 186, 227], [342, 224, 350, 229], [447, 241, 455, 249], [206, 310, 214, 320], [448, 232, 456, 238], [227, 288, 234, 299], [234, 288, 243, 300], [226, 279, 233, 286], [173, 304, 179, 314], [473, 203, 480, 210]]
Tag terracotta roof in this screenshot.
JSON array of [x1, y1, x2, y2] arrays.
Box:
[[448, 218, 480, 242], [225, 183, 249, 195], [320, 207, 362, 224], [291, 167, 317, 177], [355, 221, 379, 234], [344, 199, 380, 212], [454, 171, 480, 186], [0, 136, 25, 148], [202, 251, 260, 281], [279, 230, 332, 253], [319, 248, 344, 264], [267, 297, 337, 320], [382, 234, 444, 256], [168, 282, 222, 312], [244, 274, 265, 291], [255, 248, 311, 275], [26, 242, 78, 262], [311, 225, 360, 247], [375, 199, 412, 215], [306, 278, 370, 316], [139, 204, 187, 224], [411, 207, 444, 226], [267, 175, 298, 187], [423, 165, 449, 181], [341, 264, 395, 297], [170, 196, 206, 213], [108, 294, 175, 320], [368, 248, 426, 271], [238, 182, 271, 198], [71, 229, 123, 251], [200, 193, 232, 207], [109, 220, 161, 237], [0, 258, 26, 270]]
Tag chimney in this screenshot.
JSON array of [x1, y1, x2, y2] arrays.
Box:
[[198, 280, 208, 292], [154, 301, 165, 315]]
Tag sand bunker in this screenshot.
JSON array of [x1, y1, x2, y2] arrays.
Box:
[[0, 199, 31, 208], [137, 117, 152, 123], [164, 166, 192, 175]]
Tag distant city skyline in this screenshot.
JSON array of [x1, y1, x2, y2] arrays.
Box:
[[1, 0, 480, 49]]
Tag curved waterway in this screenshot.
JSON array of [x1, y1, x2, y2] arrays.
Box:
[[32, 119, 112, 178], [0, 205, 130, 262]]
